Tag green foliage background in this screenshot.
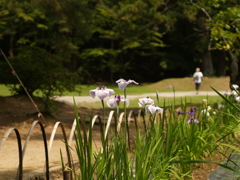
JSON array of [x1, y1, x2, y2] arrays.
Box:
[[0, 0, 239, 99]]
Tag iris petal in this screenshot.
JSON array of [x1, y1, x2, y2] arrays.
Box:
[[138, 102, 143, 107], [115, 78, 125, 83], [118, 83, 128, 90], [107, 89, 115, 97], [121, 98, 130, 107], [89, 90, 96, 98], [145, 105, 154, 114], [138, 97, 154, 107], [147, 105, 156, 114], [127, 79, 139, 85], [194, 119, 199, 123], [107, 99, 118, 108], [188, 118, 199, 123], [95, 90, 109, 100], [156, 107, 163, 113], [145, 104, 162, 114], [89, 87, 115, 100], [116, 78, 138, 90], [232, 84, 239, 89]]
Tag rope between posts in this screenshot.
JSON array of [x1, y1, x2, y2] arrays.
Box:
[[0, 48, 48, 126]]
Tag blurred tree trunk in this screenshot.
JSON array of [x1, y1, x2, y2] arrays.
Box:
[[8, 35, 14, 57], [201, 51, 213, 76], [197, 10, 213, 77], [227, 51, 240, 87], [217, 50, 227, 76]]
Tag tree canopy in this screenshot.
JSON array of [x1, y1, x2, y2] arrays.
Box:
[[0, 0, 240, 97]]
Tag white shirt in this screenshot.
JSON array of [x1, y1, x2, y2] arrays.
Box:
[[193, 71, 203, 83]]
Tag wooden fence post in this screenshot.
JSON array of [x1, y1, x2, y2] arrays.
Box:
[[63, 170, 71, 180]]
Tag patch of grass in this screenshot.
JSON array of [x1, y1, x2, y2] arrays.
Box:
[[67, 76, 230, 96], [0, 76, 230, 102], [147, 76, 230, 92], [0, 84, 12, 96]]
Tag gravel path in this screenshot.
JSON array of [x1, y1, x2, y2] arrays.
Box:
[[55, 91, 225, 105], [208, 153, 240, 180]]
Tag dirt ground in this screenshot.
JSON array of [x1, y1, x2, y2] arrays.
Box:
[[0, 95, 218, 180], [0, 95, 107, 180]]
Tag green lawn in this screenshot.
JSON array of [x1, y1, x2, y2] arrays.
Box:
[[64, 76, 230, 96], [0, 77, 228, 108], [0, 76, 230, 97]]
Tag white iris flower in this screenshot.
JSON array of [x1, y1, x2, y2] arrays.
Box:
[[107, 95, 130, 108], [89, 86, 115, 100], [115, 78, 138, 90], [145, 104, 163, 114], [138, 97, 154, 107]]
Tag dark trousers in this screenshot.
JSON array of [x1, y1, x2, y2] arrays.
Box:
[[195, 83, 201, 91]]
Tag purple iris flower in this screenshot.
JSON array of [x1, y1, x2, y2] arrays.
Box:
[[174, 111, 185, 115], [187, 107, 198, 116], [115, 95, 121, 101], [187, 118, 199, 124], [185, 107, 199, 123]]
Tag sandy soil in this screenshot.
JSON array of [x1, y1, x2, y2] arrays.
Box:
[[0, 95, 218, 180], [0, 95, 107, 179]]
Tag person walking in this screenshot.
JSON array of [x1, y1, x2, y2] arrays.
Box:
[[193, 67, 203, 94]]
